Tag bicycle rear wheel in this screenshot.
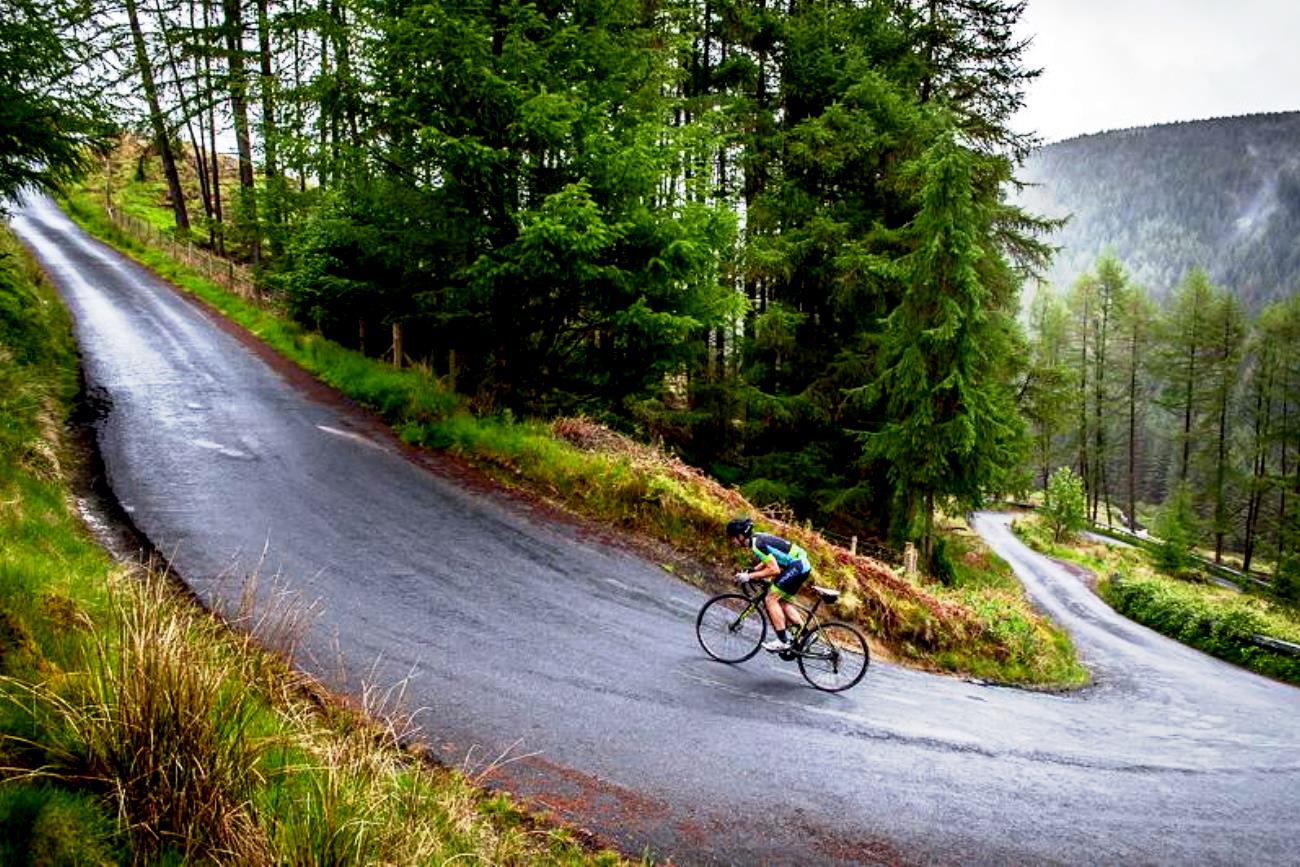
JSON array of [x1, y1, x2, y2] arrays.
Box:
[[797, 621, 869, 691], [696, 593, 766, 663]]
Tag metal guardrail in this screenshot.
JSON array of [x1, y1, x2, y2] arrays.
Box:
[[1086, 522, 1273, 591], [1252, 635, 1300, 657]]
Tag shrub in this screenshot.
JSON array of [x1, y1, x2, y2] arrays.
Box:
[[1104, 575, 1300, 684], [1153, 483, 1198, 573], [1043, 466, 1086, 543]]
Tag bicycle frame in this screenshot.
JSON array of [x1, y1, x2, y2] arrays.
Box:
[[738, 579, 827, 650]]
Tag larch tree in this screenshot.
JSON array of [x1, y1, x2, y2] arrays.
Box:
[[1202, 291, 1246, 563], [1088, 254, 1127, 524], [1021, 282, 1072, 490], [1113, 279, 1155, 533], [124, 0, 191, 232], [1155, 267, 1220, 485]]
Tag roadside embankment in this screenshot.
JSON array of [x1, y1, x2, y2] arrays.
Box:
[[0, 222, 627, 864]]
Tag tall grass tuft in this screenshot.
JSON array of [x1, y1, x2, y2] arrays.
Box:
[[2, 569, 276, 862]]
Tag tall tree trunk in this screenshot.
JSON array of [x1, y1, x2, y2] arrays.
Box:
[[203, 0, 225, 253], [255, 0, 277, 181], [159, 0, 213, 234], [1243, 364, 1272, 573], [1127, 328, 1139, 531], [317, 0, 331, 183], [223, 0, 260, 265], [1094, 297, 1111, 524], [1077, 291, 1090, 505], [1214, 382, 1230, 563], [255, 0, 281, 250], [1179, 312, 1199, 482], [1280, 398, 1291, 564], [125, 0, 190, 232]]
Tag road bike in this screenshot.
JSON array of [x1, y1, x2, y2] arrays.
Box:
[[695, 578, 870, 692]]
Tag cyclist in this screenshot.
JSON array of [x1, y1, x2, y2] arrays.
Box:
[[726, 516, 813, 652]]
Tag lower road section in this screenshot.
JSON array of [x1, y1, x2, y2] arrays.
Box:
[[13, 196, 1300, 865]]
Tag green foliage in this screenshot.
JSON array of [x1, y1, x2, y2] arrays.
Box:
[[1104, 575, 1300, 684], [854, 131, 1028, 560], [1153, 483, 1199, 573], [0, 0, 110, 207], [0, 783, 123, 865], [1044, 466, 1086, 542]]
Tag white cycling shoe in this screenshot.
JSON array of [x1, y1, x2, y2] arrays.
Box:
[[762, 638, 792, 652]]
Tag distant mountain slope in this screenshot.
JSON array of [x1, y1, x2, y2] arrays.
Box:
[[1016, 111, 1300, 309]]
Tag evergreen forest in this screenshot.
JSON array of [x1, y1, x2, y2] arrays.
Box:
[[1019, 112, 1300, 310], [5, 0, 1300, 585]]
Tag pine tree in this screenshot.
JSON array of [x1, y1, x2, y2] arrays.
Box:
[[0, 0, 109, 206], [855, 131, 1026, 572]]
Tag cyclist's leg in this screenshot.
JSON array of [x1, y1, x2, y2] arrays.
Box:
[[769, 566, 809, 631], [774, 567, 812, 633], [763, 591, 788, 631]]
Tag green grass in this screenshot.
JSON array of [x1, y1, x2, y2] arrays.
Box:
[[1103, 575, 1300, 684], [0, 225, 624, 864]]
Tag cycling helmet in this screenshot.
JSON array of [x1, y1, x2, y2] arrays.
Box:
[[725, 517, 754, 539]]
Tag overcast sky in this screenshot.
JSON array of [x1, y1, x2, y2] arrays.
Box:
[[1013, 0, 1300, 143]]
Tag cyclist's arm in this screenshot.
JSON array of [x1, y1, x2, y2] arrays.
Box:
[[741, 553, 780, 582]]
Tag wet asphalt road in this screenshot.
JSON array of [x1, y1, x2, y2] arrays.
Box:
[[12, 196, 1300, 865]]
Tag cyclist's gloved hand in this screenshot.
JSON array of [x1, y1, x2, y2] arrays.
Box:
[[733, 572, 748, 584]]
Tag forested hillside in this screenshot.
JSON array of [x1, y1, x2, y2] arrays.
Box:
[[1018, 112, 1300, 308], [9, 0, 1300, 589], [2, 0, 1056, 572]]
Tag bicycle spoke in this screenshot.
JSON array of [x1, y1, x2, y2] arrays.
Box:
[[696, 593, 766, 663], [797, 621, 869, 691]]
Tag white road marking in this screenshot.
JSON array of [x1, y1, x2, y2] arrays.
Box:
[[191, 438, 253, 459], [317, 424, 386, 451]]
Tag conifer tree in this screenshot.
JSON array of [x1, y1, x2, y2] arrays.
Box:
[[1154, 267, 1221, 484], [855, 131, 1026, 571], [1022, 283, 1072, 489], [1114, 280, 1156, 532], [1203, 291, 1246, 562], [0, 0, 109, 206]]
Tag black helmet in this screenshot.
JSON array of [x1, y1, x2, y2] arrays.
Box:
[[726, 517, 753, 539]]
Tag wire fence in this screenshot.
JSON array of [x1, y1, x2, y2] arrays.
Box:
[[105, 206, 259, 302], [760, 504, 903, 565]]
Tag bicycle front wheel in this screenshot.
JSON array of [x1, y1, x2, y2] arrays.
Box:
[[798, 621, 869, 691], [696, 593, 767, 663]]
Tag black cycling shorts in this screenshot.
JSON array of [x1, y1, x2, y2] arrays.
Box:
[[772, 563, 811, 599]]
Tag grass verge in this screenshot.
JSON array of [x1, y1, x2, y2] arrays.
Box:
[[63, 169, 1085, 686], [1012, 514, 1300, 685], [0, 224, 624, 864]]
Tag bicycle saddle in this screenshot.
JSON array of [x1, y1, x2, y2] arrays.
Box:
[[812, 585, 841, 602]]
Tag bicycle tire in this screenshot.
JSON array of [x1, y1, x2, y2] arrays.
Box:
[[696, 593, 767, 663], [797, 620, 869, 691]]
